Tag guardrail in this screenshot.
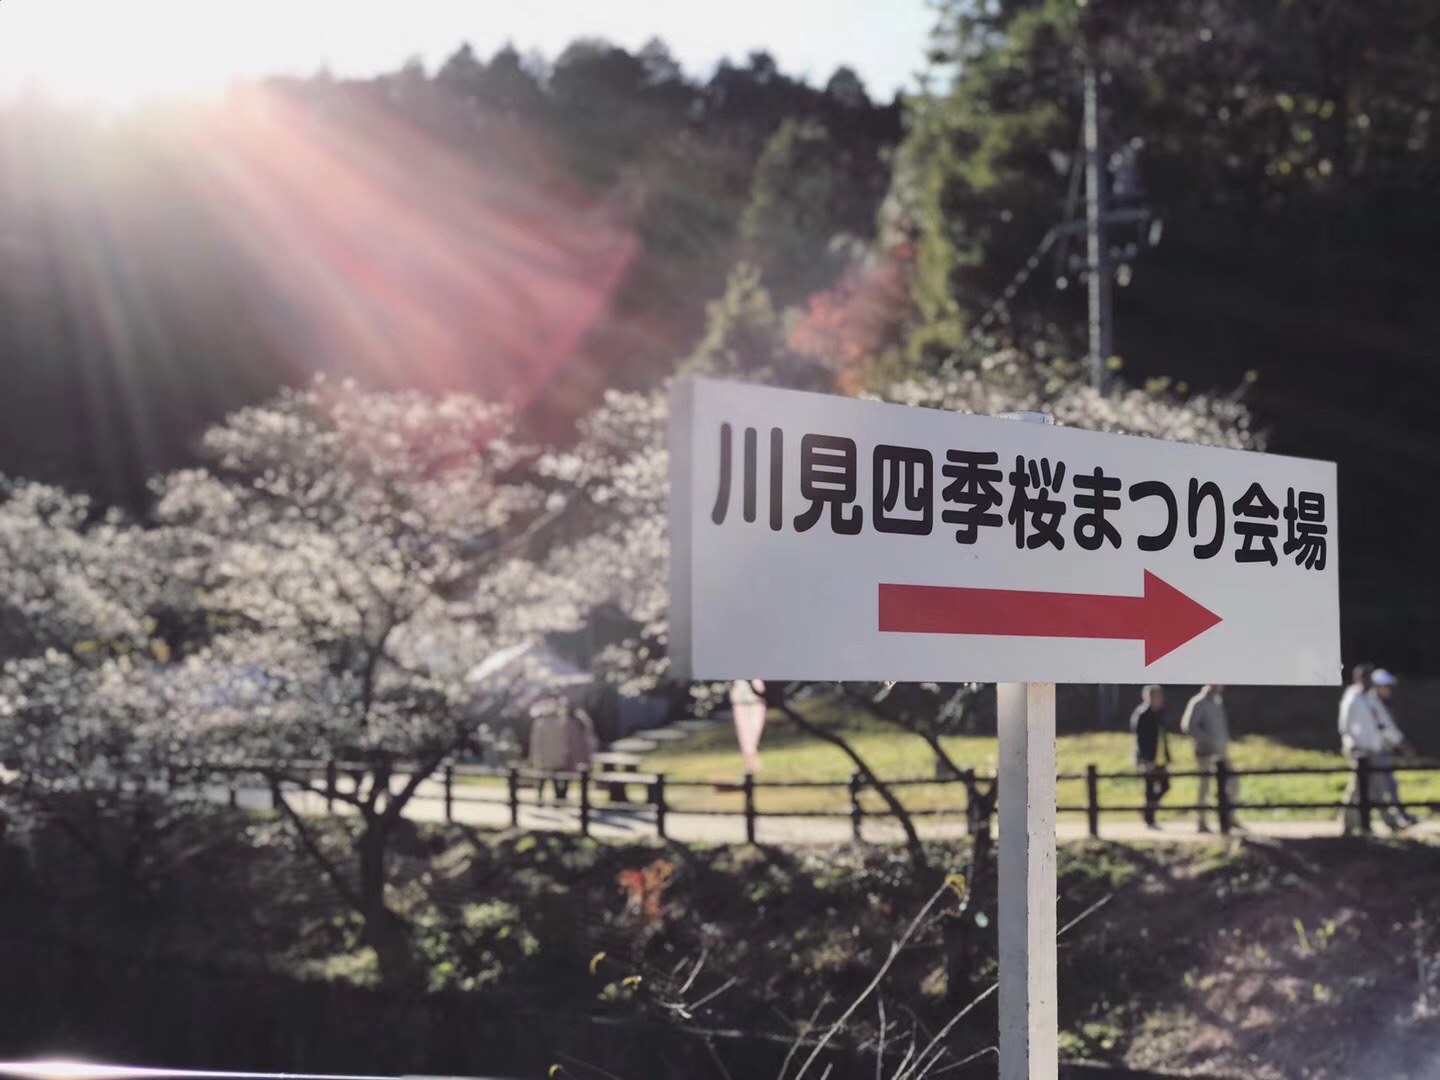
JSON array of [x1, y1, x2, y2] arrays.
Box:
[[0, 1063, 518, 1080], [0, 1053, 1221, 1080]]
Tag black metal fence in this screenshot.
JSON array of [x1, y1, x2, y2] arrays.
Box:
[[179, 756, 1440, 843], [1063, 759, 1439, 837]]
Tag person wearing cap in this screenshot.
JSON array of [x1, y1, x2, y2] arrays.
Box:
[[1340, 665, 1416, 832], [1131, 684, 1171, 829], [1182, 684, 1238, 833], [1369, 669, 1416, 829]]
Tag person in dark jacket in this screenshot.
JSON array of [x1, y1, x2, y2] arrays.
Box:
[[1131, 684, 1170, 829]]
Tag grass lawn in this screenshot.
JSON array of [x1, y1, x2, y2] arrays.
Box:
[[645, 700, 1440, 823]]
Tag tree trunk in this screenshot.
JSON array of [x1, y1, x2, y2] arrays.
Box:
[[357, 824, 417, 989], [944, 778, 996, 1006], [919, 729, 963, 780], [772, 692, 929, 872]]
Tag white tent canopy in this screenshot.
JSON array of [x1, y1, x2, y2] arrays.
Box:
[[465, 639, 593, 692]]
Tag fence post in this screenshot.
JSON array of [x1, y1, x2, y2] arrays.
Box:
[[508, 766, 521, 828], [849, 771, 864, 842], [653, 773, 667, 840], [325, 760, 338, 812], [1357, 757, 1373, 836], [1086, 764, 1100, 839], [743, 772, 757, 844], [1216, 759, 1233, 835], [443, 763, 455, 824], [579, 767, 592, 838], [270, 778, 283, 812]]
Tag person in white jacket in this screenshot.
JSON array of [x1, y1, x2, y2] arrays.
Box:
[[1182, 684, 1237, 832], [1339, 665, 1416, 832], [1369, 670, 1416, 825]]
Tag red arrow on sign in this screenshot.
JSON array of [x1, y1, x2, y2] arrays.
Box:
[[878, 570, 1223, 666]]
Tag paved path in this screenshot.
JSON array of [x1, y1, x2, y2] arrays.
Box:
[[234, 780, 1440, 846]]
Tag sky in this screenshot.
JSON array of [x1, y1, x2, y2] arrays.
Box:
[[0, 0, 935, 107]]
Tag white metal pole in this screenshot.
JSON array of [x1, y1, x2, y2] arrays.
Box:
[[997, 681, 1058, 1080]]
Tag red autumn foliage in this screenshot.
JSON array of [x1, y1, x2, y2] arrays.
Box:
[[617, 858, 675, 921], [787, 244, 915, 394]]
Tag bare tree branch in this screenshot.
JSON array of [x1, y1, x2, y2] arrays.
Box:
[[704, 1038, 735, 1080], [841, 685, 966, 780], [1059, 893, 1114, 938], [677, 945, 710, 998], [686, 976, 739, 1013], [874, 996, 887, 1080], [892, 1023, 919, 1080], [269, 780, 362, 912], [777, 992, 833, 1080], [923, 1045, 998, 1078], [774, 695, 928, 871], [269, 772, 365, 811], [791, 884, 950, 1080], [556, 1053, 627, 1080], [901, 892, 1115, 1080], [893, 984, 998, 1080], [379, 750, 451, 828]]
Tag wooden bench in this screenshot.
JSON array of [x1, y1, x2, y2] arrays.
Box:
[[591, 771, 660, 808], [592, 750, 646, 803], [607, 737, 658, 755]]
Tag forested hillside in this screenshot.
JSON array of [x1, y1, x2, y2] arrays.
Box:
[[894, 0, 1440, 663], [3, 1, 1440, 662], [0, 42, 899, 503]]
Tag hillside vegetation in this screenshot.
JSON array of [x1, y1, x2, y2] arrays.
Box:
[[4, 815, 1437, 1079]]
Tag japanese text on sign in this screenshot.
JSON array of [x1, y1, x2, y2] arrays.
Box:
[[708, 421, 1327, 569]]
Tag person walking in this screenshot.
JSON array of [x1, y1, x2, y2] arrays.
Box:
[[565, 706, 599, 782], [528, 707, 573, 802], [1131, 685, 1171, 829], [1341, 666, 1416, 832], [529, 704, 596, 803], [1339, 662, 1376, 833], [1370, 671, 1416, 826], [1182, 684, 1237, 832]]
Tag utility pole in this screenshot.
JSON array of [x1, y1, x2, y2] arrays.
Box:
[[1085, 62, 1117, 731], [1083, 63, 1113, 394], [989, 57, 1155, 404]]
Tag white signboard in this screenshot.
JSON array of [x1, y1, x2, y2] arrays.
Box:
[[670, 378, 1339, 686]]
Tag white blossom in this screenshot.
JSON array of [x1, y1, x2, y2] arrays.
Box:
[[1, 384, 584, 809]]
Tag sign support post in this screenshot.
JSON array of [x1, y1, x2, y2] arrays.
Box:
[[996, 411, 1058, 1080], [997, 682, 1057, 1080]]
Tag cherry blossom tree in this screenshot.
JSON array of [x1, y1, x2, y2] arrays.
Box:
[[878, 350, 1261, 451], [144, 381, 590, 985], [0, 384, 584, 985], [0, 481, 155, 658], [0, 480, 194, 886]]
